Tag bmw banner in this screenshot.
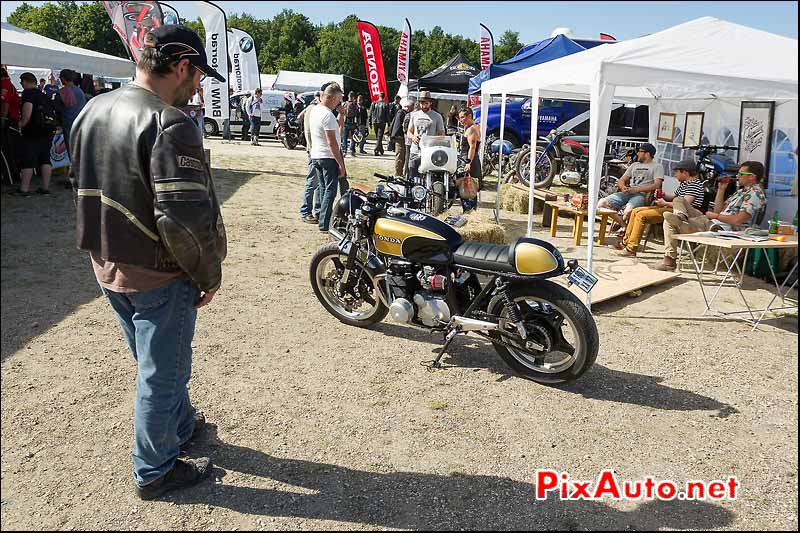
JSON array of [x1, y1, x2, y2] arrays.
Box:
[[228, 28, 261, 93], [195, 1, 230, 122]]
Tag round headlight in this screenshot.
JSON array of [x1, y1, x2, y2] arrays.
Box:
[[431, 149, 448, 167], [411, 185, 427, 201]]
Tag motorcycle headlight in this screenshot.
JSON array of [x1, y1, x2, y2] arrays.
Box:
[[411, 185, 427, 201], [431, 149, 448, 167]]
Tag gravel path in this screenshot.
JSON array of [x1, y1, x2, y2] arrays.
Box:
[[1, 137, 797, 530]]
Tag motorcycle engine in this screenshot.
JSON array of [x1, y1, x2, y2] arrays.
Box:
[[560, 155, 582, 185], [387, 265, 451, 326]]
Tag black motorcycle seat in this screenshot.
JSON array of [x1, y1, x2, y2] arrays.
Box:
[[452, 241, 514, 272]]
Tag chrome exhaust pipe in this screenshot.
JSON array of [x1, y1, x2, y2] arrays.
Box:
[[328, 227, 345, 241], [450, 316, 498, 332]]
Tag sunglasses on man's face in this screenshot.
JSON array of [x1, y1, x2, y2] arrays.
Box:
[[737, 171, 755, 176], [193, 65, 207, 83]]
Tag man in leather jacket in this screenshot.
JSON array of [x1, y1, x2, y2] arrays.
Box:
[[69, 24, 227, 501]]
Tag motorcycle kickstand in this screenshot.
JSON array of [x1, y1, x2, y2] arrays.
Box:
[[428, 325, 462, 370]]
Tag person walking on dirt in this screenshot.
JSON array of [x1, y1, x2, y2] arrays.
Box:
[[69, 24, 227, 501]]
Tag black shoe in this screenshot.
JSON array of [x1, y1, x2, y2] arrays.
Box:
[[35, 188, 50, 195], [302, 214, 318, 224], [179, 411, 206, 454], [319, 228, 329, 233], [134, 457, 212, 501], [8, 190, 31, 197]]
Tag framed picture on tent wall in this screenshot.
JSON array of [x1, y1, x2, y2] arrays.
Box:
[[682, 112, 705, 148], [738, 101, 775, 179], [657, 112, 676, 142]]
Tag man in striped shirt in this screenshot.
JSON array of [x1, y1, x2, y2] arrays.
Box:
[[614, 158, 705, 257]]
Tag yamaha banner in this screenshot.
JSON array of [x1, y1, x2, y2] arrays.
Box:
[[357, 20, 388, 102], [396, 18, 411, 87], [102, 1, 165, 63], [479, 23, 494, 71], [195, 1, 230, 122], [228, 28, 261, 93]]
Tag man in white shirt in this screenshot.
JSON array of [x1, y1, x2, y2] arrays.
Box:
[[309, 83, 347, 232], [246, 88, 263, 146]]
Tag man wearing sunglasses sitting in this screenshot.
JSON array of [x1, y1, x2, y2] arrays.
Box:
[[652, 161, 767, 271]]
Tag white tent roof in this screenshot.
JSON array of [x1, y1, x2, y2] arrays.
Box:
[[1, 22, 134, 79], [481, 17, 798, 101], [260, 73, 277, 90], [271, 70, 344, 93]]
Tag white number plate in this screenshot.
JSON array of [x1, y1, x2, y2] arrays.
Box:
[[568, 266, 598, 294]]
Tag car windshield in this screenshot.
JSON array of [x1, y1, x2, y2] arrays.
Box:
[[419, 136, 452, 149]]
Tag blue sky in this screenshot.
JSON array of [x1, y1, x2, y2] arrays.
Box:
[[2, 1, 797, 42]]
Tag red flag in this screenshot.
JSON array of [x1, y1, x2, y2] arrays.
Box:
[[479, 23, 494, 71], [599, 33, 616, 41], [357, 20, 388, 102]]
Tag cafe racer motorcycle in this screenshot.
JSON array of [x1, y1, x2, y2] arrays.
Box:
[[310, 177, 599, 384]]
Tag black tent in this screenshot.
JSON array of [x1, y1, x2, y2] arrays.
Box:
[[408, 53, 480, 94]]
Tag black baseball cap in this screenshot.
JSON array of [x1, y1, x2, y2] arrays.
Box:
[[638, 142, 656, 157], [674, 158, 697, 171], [145, 24, 225, 82]]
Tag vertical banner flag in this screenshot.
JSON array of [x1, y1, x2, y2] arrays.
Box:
[[195, 1, 230, 122], [397, 18, 411, 88], [357, 20, 389, 102], [228, 28, 261, 93], [599, 33, 616, 41], [102, 1, 164, 63], [479, 23, 494, 71], [159, 2, 181, 24], [470, 23, 494, 107]]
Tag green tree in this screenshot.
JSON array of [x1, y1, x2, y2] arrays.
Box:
[[494, 30, 524, 63]]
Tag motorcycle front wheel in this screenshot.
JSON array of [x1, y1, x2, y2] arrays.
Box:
[[487, 280, 598, 384], [310, 242, 388, 328], [517, 147, 556, 189], [283, 135, 297, 150]]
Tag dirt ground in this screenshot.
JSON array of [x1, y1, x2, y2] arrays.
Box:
[[1, 137, 797, 531]]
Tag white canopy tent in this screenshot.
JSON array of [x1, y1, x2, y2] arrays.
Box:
[[1, 22, 134, 79], [271, 70, 344, 93], [260, 73, 277, 90], [479, 17, 799, 307]]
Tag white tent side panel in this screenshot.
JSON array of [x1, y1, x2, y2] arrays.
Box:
[[271, 70, 344, 93], [1, 22, 134, 79]]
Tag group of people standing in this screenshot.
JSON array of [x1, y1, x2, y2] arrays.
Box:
[[1, 65, 88, 196]]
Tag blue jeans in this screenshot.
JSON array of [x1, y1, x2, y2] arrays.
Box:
[[357, 126, 367, 152], [343, 123, 357, 154], [605, 191, 646, 210], [313, 158, 340, 230], [250, 117, 261, 140], [300, 155, 321, 217], [102, 278, 199, 487]]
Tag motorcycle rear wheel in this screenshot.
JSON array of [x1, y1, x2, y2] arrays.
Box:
[[283, 135, 297, 150], [310, 242, 388, 328], [517, 147, 556, 189], [487, 280, 598, 384]]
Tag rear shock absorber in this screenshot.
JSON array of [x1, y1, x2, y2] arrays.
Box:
[[496, 280, 527, 340]]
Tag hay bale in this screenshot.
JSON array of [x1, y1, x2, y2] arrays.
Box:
[[437, 209, 506, 244]]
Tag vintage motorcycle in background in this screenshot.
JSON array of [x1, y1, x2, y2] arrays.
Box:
[[312, 177, 600, 384], [272, 109, 305, 150], [513, 129, 631, 197]]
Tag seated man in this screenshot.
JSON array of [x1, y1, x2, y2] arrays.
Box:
[[598, 142, 664, 233], [614, 158, 704, 257], [652, 161, 767, 271]]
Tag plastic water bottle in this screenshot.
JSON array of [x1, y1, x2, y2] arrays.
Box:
[[768, 210, 779, 234]]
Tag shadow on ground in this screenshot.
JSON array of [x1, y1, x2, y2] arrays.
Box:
[[171, 424, 736, 530], [0, 168, 260, 362], [372, 323, 738, 418]]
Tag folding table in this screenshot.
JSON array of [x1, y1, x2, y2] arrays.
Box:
[[675, 234, 798, 330]]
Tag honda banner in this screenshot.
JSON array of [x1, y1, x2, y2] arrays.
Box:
[[396, 18, 411, 87], [195, 1, 230, 122], [479, 23, 494, 71], [228, 28, 261, 93], [102, 1, 164, 63], [357, 20, 388, 102]]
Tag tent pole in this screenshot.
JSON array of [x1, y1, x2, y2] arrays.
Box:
[[479, 90, 489, 217], [495, 91, 508, 223], [527, 88, 539, 237], [586, 77, 616, 310]]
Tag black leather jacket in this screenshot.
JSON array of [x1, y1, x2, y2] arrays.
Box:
[[70, 84, 226, 292]]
